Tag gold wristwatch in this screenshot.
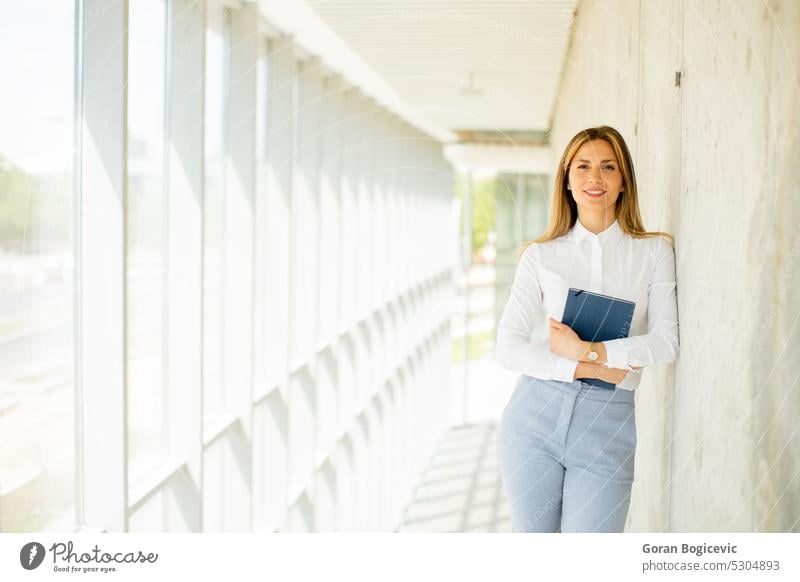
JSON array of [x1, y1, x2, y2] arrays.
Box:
[[587, 342, 599, 362]]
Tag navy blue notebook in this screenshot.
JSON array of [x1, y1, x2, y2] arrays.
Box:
[[561, 288, 636, 390]]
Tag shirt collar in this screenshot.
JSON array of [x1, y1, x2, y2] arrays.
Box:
[[569, 217, 623, 245]]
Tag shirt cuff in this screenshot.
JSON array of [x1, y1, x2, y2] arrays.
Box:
[[552, 357, 579, 383], [603, 339, 634, 371]]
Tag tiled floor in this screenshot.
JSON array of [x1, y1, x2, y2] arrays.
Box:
[[396, 422, 511, 532], [397, 357, 519, 532]]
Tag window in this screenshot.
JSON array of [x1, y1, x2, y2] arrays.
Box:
[[126, 0, 167, 484], [203, 4, 231, 428], [0, 0, 76, 532]]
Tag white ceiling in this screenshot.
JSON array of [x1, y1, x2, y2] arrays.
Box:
[[304, 0, 579, 137]]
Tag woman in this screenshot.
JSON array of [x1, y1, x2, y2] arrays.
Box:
[[494, 125, 679, 533]]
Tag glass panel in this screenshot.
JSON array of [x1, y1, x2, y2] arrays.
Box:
[[126, 0, 167, 484], [253, 39, 270, 395], [202, 430, 250, 532], [203, 4, 230, 427], [255, 40, 270, 162], [0, 1, 75, 531], [127, 489, 163, 533]]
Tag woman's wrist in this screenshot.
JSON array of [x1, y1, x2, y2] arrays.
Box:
[[574, 361, 626, 384], [579, 341, 608, 365], [574, 361, 601, 380]]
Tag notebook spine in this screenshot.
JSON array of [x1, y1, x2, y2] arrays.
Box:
[[568, 287, 635, 306], [580, 377, 617, 390]]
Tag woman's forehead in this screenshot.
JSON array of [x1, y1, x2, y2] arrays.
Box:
[[574, 139, 617, 159]]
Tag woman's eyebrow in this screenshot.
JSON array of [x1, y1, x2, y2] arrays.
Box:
[[576, 158, 616, 163]]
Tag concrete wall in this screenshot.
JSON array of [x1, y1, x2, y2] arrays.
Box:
[[550, 0, 800, 532]]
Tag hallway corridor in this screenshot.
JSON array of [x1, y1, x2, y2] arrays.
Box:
[[1, 0, 798, 536]]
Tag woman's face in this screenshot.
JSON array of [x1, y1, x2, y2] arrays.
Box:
[[566, 139, 624, 212]]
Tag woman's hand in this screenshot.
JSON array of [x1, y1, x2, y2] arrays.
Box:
[[548, 317, 588, 360], [574, 362, 630, 384], [596, 366, 629, 384]]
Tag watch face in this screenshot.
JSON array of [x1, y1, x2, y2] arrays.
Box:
[[589, 352, 598, 361]]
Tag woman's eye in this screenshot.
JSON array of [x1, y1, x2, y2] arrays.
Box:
[[574, 164, 615, 170]]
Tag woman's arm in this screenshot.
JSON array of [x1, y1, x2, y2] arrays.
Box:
[[546, 322, 636, 383], [495, 244, 580, 382], [573, 361, 631, 384], [602, 238, 680, 370]]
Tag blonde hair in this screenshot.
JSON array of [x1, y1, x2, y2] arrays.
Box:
[[516, 125, 674, 261]]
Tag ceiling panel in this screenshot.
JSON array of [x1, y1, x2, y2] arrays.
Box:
[[305, 0, 579, 134]]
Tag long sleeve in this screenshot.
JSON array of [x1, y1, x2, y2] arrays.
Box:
[[494, 244, 579, 382], [603, 238, 680, 371]]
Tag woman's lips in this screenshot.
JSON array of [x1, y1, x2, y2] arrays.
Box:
[[584, 189, 606, 197]]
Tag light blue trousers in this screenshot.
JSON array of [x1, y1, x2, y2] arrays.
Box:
[[496, 375, 637, 533]]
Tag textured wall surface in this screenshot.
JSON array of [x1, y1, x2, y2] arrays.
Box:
[[550, 0, 800, 532]]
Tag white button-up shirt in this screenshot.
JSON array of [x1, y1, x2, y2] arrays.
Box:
[[495, 218, 679, 391]]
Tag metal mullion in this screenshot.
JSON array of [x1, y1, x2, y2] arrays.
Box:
[[76, 0, 128, 533], [164, 0, 206, 532], [226, 3, 258, 530], [73, 0, 84, 531]]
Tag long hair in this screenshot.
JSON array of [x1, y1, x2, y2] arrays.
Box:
[[516, 125, 674, 261]]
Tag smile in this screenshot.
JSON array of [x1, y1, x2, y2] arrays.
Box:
[[584, 189, 606, 198]]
